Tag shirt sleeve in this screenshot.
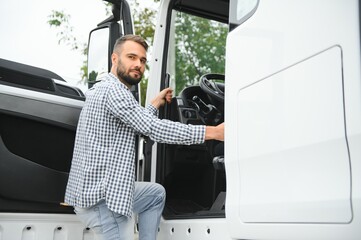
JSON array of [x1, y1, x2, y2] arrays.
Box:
[[105, 83, 205, 145], [145, 104, 158, 116]]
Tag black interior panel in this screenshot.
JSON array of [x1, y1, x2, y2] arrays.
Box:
[[0, 114, 75, 172], [0, 113, 75, 213], [162, 143, 226, 219], [160, 100, 226, 219], [158, 81, 226, 219]]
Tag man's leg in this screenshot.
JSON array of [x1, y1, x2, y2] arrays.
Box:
[[133, 182, 166, 240], [74, 199, 134, 240]]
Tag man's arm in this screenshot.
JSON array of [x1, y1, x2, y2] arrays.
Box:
[[205, 123, 224, 141], [151, 88, 225, 142], [151, 87, 173, 109]]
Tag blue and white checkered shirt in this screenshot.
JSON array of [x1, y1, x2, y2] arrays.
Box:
[[65, 73, 205, 217]]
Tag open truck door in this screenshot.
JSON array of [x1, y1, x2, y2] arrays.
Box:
[[0, 1, 135, 239], [225, 0, 361, 239]]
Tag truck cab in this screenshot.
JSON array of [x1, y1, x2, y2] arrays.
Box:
[[0, 0, 360, 239]]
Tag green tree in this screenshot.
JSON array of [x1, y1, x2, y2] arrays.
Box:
[[174, 12, 227, 94], [47, 1, 227, 105], [132, 1, 159, 105], [47, 10, 90, 81], [47, 1, 158, 106]]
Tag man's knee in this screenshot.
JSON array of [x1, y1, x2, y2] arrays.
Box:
[[137, 182, 165, 195], [154, 183, 166, 196], [150, 183, 166, 205]]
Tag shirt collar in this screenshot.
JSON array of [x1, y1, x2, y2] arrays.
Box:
[[108, 72, 129, 90]]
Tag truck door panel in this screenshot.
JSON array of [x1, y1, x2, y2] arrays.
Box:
[[236, 46, 351, 223], [0, 67, 83, 213], [226, 0, 361, 239]]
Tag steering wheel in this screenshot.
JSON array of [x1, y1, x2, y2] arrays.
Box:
[[199, 73, 225, 102]]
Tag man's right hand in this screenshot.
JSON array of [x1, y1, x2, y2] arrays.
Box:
[[205, 122, 224, 141], [151, 88, 173, 109]]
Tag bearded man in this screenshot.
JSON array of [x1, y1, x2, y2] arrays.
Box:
[[65, 34, 224, 240]]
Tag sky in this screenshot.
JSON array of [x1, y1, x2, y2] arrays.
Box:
[[0, 0, 110, 91]]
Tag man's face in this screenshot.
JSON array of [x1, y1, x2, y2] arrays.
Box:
[[113, 40, 147, 87]]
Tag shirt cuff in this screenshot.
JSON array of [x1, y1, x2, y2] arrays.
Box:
[[192, 124, 206, 144], [146, 104, 159, 116]]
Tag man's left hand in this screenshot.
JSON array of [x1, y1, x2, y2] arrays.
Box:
[[151, 88, 173, 109]]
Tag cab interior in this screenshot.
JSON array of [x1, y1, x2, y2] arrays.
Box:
[[156, 0, 229, 219]]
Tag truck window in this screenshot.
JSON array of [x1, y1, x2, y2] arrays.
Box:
[[160, 7, 228, 220], [167, 10, 228, 95]]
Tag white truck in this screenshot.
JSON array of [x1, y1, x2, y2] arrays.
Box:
[[0, 0, 360, 239]]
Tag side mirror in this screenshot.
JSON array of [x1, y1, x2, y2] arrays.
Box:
[[87, 22, 120, 88], [229, 0, 259, 31]]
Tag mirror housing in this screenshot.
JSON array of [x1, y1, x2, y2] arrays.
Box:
[[87, 22, 120, 89], [86, 0, 133, 89]]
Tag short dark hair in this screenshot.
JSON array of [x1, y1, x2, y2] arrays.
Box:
[[113, 34, 149, 53]]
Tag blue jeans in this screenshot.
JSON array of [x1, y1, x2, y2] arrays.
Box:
[[74, 182, 166, 240]]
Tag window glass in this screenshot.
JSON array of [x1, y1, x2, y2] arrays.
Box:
[[167, 11, 228, 95], [87, 27, 109, 86]]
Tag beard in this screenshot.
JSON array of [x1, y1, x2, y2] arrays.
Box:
[[116, 60, 143, 86]]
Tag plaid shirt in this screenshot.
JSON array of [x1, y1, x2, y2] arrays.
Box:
[[65, 73, 205, 217]]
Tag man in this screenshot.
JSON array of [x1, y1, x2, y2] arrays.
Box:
[[65, 34, 224, 240]]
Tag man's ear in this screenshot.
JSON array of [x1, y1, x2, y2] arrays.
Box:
[[111, 53, 118, 65]]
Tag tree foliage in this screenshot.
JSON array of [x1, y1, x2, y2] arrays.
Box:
[[174, 12, 227, 94], [47, 10, 88, 81], [47, 1, 157, 106], [47, 0, 227, 106], [132, 1, 159, 106], [47, 10, 76, 49]]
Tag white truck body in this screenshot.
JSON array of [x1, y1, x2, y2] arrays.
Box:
[[0, 0, 360, 239]]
